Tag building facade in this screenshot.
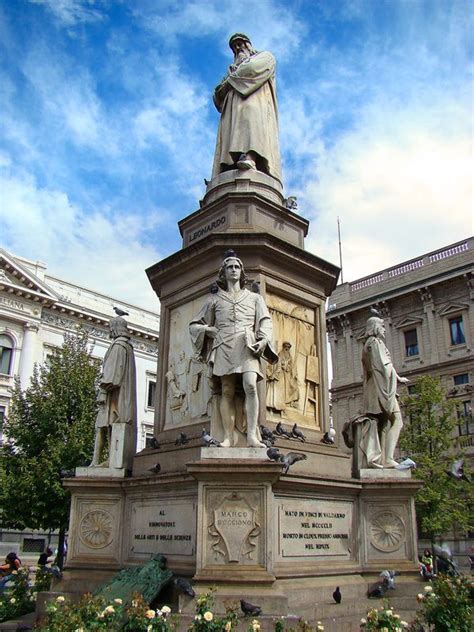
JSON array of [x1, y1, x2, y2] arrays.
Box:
[[0, 248, 160, 451], [326, 237, 473, 563]]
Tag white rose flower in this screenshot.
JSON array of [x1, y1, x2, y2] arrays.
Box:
[[56, 596, 65, 603], [161, 605, 171, 614], [424, 585, 433, 593], [145, 609, 156, 619], [203, 611, 214, 622], [360, 619, 367, 624], [114, 598, 123, 605]]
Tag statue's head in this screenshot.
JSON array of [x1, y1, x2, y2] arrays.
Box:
[[109, 316, 130, 339], [365, 316, 385, 339], [282, 341, 292, 350], [217, 249, 248, 289], [228, 33, 256, 60]]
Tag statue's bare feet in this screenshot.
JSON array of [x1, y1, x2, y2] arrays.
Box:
[[236, 154, 256, 170], [220, 438, 231, 448], [247, 437, 266, 448], [383, 459, 398, 468]]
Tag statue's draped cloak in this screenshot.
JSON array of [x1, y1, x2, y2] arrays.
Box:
[[212, 51, 282, 183], [362, 336, 400, 416], [96, 336, 137, 428], [189, 288, 277, 380]]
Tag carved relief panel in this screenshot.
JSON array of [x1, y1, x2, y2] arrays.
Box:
[[164, 297, 212, 428], [266, 293, 321, 429]]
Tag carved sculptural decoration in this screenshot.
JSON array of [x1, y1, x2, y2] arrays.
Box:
[[343, 315, 408, 468], [189, 251, 278, 447], [91, 315, 137, 470], [212, 33, 282, 183]]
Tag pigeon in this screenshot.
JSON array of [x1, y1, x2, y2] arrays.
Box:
[[275, 421, 293, 439], [250, 281, 261, 294], [281, 452, 307, 474], [149, 437, 161, 450], [175, 432, 189, 446], [59, 469, 75, 478], [380, 570, 396, 590], [149, 463, 161, 474], [209, 282, 219, 294], [367, 581, 387, 599], [266, 447, 283, 462], [291, 424, 306, 442], [174, 577, 196, 598], [204, 178, 210, 186], [202, 428, 221, 447], [262, 439, 275, 448], [395, 458, 416, 470], [321, 427, 336, 445], [260, 425, 276, 443], [113, 306, 129, 317], [240, 599, 262, 616], [446, 458, 469, 481], [370, 307, 381, 317], [332, 586, 341, 604]]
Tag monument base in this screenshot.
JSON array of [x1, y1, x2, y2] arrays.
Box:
[[75, 466, 130, 478], [59, 444, 422, 622]]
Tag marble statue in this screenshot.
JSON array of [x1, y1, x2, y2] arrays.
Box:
[[91, 315, 137, 470], [343, 316, 408, 468], [190, 251, 278, 447], [212, 33, 282, 183]]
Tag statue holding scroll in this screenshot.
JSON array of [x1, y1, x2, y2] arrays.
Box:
[[189, 251, 278, 448], [212, 33, 282, 183]]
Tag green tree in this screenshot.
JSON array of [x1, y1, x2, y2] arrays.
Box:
[[400, 375, 473, 562], [0, 330, 100, 568]]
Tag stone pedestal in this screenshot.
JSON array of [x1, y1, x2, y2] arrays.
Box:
[[59, 173, 422, 623]]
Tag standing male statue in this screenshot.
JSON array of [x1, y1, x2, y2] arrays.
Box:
[[211, 33, 282, 183], [190, 251, 278, 448], [343, 315, 408, 469], [91, 315, 137, 470]]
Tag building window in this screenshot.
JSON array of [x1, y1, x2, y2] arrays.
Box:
[[0, 334, 13, 374], [449, 316, 465, 345], [404, 329, 419, 356], [457, 401, 472, 436], [454, 373, 469, 385], [147, 380, 156, 409]]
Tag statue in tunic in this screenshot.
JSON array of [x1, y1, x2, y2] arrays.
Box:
[[190, 251, 278, 447], [212, 33, 282, 183], [343, 316, 408, 468], [91, 316, 137, 470]]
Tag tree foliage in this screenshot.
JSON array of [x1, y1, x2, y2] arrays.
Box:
[[399, 375, 472, 542], [0, 330, 100, 534]]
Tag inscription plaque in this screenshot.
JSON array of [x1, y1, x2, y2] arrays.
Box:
[[130, 500, 196, 556], [278, 499, 352, 558]]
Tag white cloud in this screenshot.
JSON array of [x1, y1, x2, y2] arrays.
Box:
[[29, 0, 105, 26], [0, 165, 162, 309], [303, 98, 472, 280]]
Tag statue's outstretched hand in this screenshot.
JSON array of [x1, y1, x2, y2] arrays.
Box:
[[398, 376, 409, 384]]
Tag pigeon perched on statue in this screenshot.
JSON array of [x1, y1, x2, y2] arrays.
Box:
[[321, 426, 336, 445], [291, 424, 306, 442], [148, 463, 161, 474], [113, 306, 129, 317], [260, 425, 276, 444], [267, 447, 283, 462], [275, 421, 293, 439], [201, 428, 221, 447], [379, 570, 396, 590], [174, 577, 196, 598], [175, 432, 189, 446], [395, 458, 416, 470], [332, 586, 341, 604], [240, 599, 262, 616], [149, 437, 160, 450], [367, 581, 387, 599]]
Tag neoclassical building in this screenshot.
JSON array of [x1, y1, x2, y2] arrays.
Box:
[[0, 248, 160, 451]]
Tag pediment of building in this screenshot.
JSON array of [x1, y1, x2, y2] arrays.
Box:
[[437, 301, 469, 316], [393, 315, 424, 329], [0, 249, 58, 305]]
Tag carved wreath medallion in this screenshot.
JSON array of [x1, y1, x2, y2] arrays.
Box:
[[79, 509, 114, 549], [369, 510, 406, 553]]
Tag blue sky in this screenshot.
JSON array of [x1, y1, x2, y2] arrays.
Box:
[[0, 0, 472, 309]]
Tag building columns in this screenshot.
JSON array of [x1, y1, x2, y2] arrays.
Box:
[[19, 322, 39, 389]]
